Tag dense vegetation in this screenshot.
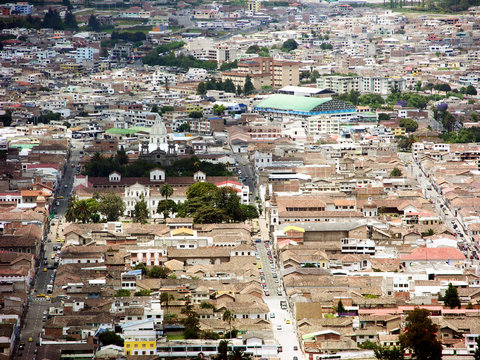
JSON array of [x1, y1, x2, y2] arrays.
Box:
[[143, 51, 217, 71], [85, 152, 232, 178], [197, 78, 236, 95], [441, 128, 480, 143], [177, 182, 259, 223], [142, 43, 217, 71], [379, 0, 479, 12]]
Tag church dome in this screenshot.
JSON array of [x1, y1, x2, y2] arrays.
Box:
[[151, 120, 167, 137]]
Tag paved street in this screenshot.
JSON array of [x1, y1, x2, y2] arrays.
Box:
[[15, 141, 80, 359], [255, 216, 304, 360], [232, 152, 257, 203], [400, 153, 478, 260]]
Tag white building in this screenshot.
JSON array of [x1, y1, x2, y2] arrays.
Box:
[[75, 47, 94, 62], [341, 238, 376, 255], [307, 114, 340, 135]]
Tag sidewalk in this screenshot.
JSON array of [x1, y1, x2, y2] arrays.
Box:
[[258, 217, 269, 242]]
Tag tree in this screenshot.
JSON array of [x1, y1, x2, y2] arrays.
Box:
[[151, 104, 159, 113], [133, 196, 149, 223], [396, 135, 417, 151], [98, 193, 125, 221], [443, 283, 461, 309], [246, 45, 260, 53], [194, 206, 228, 224], [222, 309, 234, 337], [72, 198, 98, 223], [433, 83, 451, 92], [114, 289, 131, 297], [178, 122, 191, 132], [390, 167, 403, 177], [189, 111, 203, 118], [228, 348, 252, 360], [224, 79, 236, 93], [466, 84, 477, 96], [157, 199, 177, 219], [374, 345, 404, 360], [217, 340, 230, 360], [98, 331, 124, 347], [160, 106, 174, 114], [187, 182, 219, 200], [88, 15, 101, 32], [197, 82, 207, 95], [399, 308, 442, 360], [244, 75, 255, 96], [64, 11, 78, 30], [133, 262, 147, 275], [378, 113, 390, 121], [160, 292, 175, 315], [65, 195, 77, 223], [148, 265, 170, 278], [320, 42, 333, 50], [219, 60, 238, 71], [358, 93, 385, 108], [0, 111, 12, 127], [240, 204, 259, 220], [160, 183, 174, 200], [399, 118, 418, 133], [336, 299, 346, 315], [181, 297, 200, 339], [282, 38, 298, 52], [116, 148, 129, 165], [236, 85, 243, 96], [474, 335, 480, 360], [135, 289, 151, 296], [213, 104, 226, 116], [43, 9, 63, 30]]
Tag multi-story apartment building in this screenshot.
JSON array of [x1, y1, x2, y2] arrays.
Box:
[[221, 57, 300, 90], [317, 76, 406, 95]]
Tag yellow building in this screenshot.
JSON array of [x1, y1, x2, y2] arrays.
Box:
[[122, 320, 157, 356], [125, 340, 156, 356], [184, 103, 204, 113], [248, 0, 261, 13], [393, 127, 406, 137]]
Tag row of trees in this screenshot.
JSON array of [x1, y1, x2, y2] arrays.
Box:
[[337, 89, 450, 110], [85, 153, 231, 178], [40, 9, 78, 30], [65, 193, 125, 223], [197, 78, 237, 95], [142, 52, 218, 71], [197, 76, 254, 97]]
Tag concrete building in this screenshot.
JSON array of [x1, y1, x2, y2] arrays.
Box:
[[222, 57, 301, 90], [317, 76, 406, 95]]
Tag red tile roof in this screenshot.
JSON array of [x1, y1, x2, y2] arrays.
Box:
[[400, 247, 465, 261]]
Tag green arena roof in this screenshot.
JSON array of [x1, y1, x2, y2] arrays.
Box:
[[256, 95, 331, 112], [106, 127, 150, 135]]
